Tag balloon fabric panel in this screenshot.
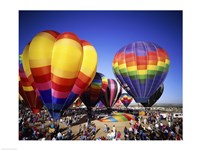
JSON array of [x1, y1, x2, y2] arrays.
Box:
[[21, 30, 98, 120], [113, 41, 170, 103], [120, 93, 133, 108], [100, 78, 122, 108], [80, 72, 102, 108], [19, 66, 43, 114], [28, 30, 59, 116]]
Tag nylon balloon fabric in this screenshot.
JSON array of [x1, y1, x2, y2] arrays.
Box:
[[22, 30, 98, 120], [141, 83, 164, 107], [80, 72, 103, 108], [112, 41, 170, 103], [120, 93, 133, 108], [19, 64, 43, 114], [100, 78, 122, 108]]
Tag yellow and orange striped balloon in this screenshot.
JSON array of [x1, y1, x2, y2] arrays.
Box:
[[21, 30, 98, 120]]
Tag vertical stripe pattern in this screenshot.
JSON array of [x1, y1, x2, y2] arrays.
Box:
[[100, 78, 122, 108]]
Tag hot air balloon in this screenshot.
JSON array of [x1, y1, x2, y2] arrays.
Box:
[[119, 93, 133, 108], [80, 72, 104, 122], [19, 60, 43, 114], [141, 83, 164, 107], [115, 99, 121, 108], [19, 79, 29, 107], [100, 77, 122, 113], [74, 98, 82, 107], [23, 30, 97, 120], [112, 41, 170, 104], [96, 101, 104, 109]]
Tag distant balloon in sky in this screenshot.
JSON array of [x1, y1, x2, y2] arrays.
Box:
[[74, 98, 82, 107], [112, 41, 170, 104], [96, 101, 104, 109], [115, 99, 121, 108], [100, 77, 122, 108], [141, 83, 164, 107], [120, 93, 133, 108], [21, 30, 98, 120]]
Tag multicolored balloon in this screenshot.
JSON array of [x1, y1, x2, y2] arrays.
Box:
[[22, 30, 98, 120], [141, 83, 164, 107], [74, 98, 82, 107], [96, 101, 104, 109], [19, 62, 43, 114], [80, 72, 104, 109], [100, 78, 122, 108], [115, 99, 122, 108], [19, 79, 28, 107], [112, 41, 170, 104], [119, 93, 133, 108]]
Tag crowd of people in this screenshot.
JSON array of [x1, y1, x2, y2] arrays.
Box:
[[94, 112, 182, 140], [19, 104, 182, 140]]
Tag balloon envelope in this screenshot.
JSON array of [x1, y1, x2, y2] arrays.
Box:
[[80, 72, 104, 108], [100, 78, 122, 108], [74, 98, 82, 107], [112, 41, 170, 103], [120, 93, 133, 108], [19, 63, 43, 114], [23, 31, 97, 120], [141, 83, 164, 107]]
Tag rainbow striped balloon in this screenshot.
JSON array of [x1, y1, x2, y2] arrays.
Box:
[[99, 113, 135, 122], [80, 72, 104, 108], [112, 41, 170, 103], [100, 78, 122, 108]]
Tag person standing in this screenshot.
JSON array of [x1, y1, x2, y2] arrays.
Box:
[[116, 131, 121, 140]]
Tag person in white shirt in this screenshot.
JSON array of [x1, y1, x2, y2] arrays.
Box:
[[112, 125, 116, 134], [144, 118, 147, 125]]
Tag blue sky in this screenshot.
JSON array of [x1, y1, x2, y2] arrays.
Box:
[[19, 11, 182, 104]]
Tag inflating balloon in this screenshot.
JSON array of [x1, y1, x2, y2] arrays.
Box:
[[141, 83, 164, 107], [112, 41, 170, 104]]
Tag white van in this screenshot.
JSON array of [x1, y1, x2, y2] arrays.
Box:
[[173, 113, 183, 119]]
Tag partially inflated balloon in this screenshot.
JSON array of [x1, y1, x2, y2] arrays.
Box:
[[112, 41, 170, 103], [100, 78, 122, 108], [80, 72, 104, 108], [141, 83, 164, 107], [120, 93, 133, 108]]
